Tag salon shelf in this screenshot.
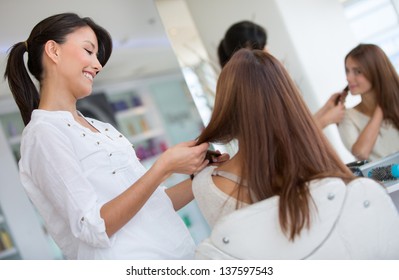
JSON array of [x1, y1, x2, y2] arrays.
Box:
[[106, 89, 169, 156], [115, 106, 147, 120], [128, 128, 164, 144], [0, 247, 18, 259]]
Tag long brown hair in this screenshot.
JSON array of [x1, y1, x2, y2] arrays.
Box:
[[197, 49, 354, 240], [4, 13, 113, 126], [345, 44, 399, 130]]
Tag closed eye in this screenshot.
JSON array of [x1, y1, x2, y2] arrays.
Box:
[[85, 49, 93, 55]]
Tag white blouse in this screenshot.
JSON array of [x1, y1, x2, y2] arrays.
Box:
[[338, 108, 399, 161], [19, 110, 195, 259]]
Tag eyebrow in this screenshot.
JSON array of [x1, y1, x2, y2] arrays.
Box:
[[84, 40, 96, 49]]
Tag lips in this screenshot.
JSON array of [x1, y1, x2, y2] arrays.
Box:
[[83, 71, 94, 81]]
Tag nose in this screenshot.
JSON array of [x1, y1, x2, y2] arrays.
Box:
[[93, 56, 103, 73], [346, 71, 353, 83]]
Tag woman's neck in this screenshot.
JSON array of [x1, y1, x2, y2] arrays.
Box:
[[216, 151, 243, 174], [38, 87, 77, 115], [357, 91, 377, 116]]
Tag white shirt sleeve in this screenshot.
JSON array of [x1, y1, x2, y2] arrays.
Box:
[[21, 122, 112, 248]]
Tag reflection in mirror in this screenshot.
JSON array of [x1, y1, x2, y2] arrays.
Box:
[[157, 0, 397, 164], [339, 0, 399, 162]]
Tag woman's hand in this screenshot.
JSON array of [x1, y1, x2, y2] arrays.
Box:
[[155, 140, 209, 178], [323, 101, 346, 125], [208, 150, 230, 165], [314, 91, 348, 128]]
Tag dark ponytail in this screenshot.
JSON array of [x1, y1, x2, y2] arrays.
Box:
[[4, 13, 113, 126], [4, 41, 40, 126], [217, 40, 230, 68], [217, 20, 267, 69]]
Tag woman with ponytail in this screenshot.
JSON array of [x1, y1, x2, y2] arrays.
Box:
[[4, 12, 212, 260]]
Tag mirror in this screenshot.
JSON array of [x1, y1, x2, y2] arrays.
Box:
[[155, 0, 364, 163]]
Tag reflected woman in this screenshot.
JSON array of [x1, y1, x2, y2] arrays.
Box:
[[338, 44, 399, 161]]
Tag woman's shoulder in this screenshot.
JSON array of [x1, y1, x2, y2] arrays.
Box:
[[339, 107, 370, 133], [345, 106, 369, 119], [22, 110, 80, 147], [193, 165, 218, 182], [24, 110, 65, 134], [192, 165, 219, 195]]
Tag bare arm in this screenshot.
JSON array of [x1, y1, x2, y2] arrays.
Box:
[[165, 179, 194, 211], [166, 151, 230, 211], [351, 106, 383, 160], [100, 140, 209, 237]]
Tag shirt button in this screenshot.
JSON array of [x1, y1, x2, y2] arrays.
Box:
[[222, 237, 230, 244], [119, 134, 123, 138], [112, 171, 116, 174]]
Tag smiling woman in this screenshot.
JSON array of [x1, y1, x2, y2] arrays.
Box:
[[5, 14, 112, 125], [1, 11, 216, 260]]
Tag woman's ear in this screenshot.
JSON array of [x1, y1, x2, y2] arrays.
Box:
[[43, 40, 60, 63]]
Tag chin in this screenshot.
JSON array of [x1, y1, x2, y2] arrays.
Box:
[[78, 91, 92, 100]]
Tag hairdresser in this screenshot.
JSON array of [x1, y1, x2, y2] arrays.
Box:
[[4, 12, 224, 259]]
